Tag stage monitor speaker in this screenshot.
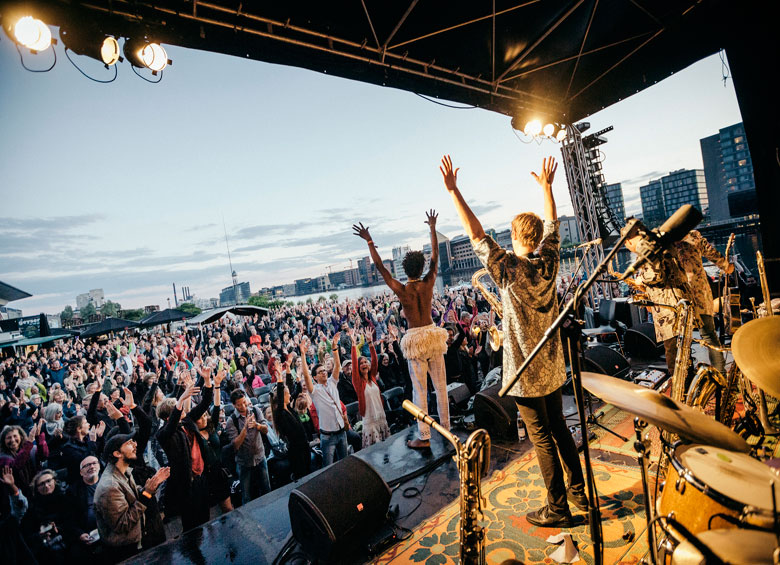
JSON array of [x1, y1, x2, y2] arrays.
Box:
[[288, 455, 391, 563], [583, 345, 631, 380], [474, 383, 518, 440], [447, 382, 471, 407], [624, 322, 663, 360]]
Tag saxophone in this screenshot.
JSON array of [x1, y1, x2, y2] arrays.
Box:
[[472, 269, 503, 352], [403, 400, 491, 565], [670, 299, 695, 408]]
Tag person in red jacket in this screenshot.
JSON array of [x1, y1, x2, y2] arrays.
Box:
[[350, 329, 390, 448]]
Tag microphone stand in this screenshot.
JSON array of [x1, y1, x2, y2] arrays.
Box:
[[499, 220, 640, 565]]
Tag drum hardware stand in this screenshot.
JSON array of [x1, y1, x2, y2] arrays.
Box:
[[499, 221, 646, 565], [634, 418, 658, 565]]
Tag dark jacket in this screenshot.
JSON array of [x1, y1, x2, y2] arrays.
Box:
[[59, 438, 97, 485], [155, 386, 213, 516]]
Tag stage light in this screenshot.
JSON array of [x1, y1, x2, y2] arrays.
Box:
[[124, 38, 170, 72], [524, 119, 542, 136], [543, 123, 555, 137], [61, 25, 121, 66], [100, 37, 120, 65], [556, 127, 567, 142], [14, 16, 52, 52]]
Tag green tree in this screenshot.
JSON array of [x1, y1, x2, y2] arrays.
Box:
[[60, 305, 74, 321], [317, 295, 327, 303], [81, 303, 97, 319], [248, 295, 271, 308], [102, 300, 121, 317], [329, 293, 339, 301], [306, 297, 313, 304], [122, 308, 146, 321], [178, 302, 202, 316]]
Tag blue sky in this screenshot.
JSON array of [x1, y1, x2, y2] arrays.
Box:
[[0, 29, 743, 315]]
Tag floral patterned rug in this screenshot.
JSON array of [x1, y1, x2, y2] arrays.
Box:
[[373, 449, 650, 565]]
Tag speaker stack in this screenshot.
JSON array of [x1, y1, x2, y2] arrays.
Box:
[[473, 383, 518, 440], [288, 455, 391, 562], [623, 322, 663, 360], [582, 345, 631, 380]]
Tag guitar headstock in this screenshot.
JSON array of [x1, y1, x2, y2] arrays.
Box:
[[725, 232, 735, 260]]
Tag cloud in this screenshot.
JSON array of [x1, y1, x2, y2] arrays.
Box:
[[618, 171, 665, 187], [470, 201, 503, 215]]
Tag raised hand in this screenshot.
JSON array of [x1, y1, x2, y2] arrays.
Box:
[[106, 401, 123, 421], [96, 420, 107, 437], [365, 327, 375, 343], [425, 209, 438, 230], [531, 156, 558, 188], [331, 332, 341, 348], [1, 466, 15, 488], [214, 368, 227, 387], [144, 466, 171, 494], [122, 387, 135, 409], [352, 222, 372, 243], [440, 155, 459, 192], [88, 425, 98, 442]]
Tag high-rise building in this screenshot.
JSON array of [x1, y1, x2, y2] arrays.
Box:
[[640, 170, 707, 228], [76, 289, 105, 310], [558, 215, 581, 246], [604, 183, 626, 223], [219, 281, 250, 305], [640, 179, 665, 227], [700, 122, 758, 221]]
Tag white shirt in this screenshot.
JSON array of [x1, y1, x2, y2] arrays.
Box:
[[311, 377, 344, 433]]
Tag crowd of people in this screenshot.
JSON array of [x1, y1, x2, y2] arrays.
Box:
[[0, 281, 507, 563]]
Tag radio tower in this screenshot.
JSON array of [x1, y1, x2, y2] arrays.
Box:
[[223, 217, 239, 306]]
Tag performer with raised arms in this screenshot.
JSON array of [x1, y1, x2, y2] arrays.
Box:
[[353, 211, 450, 450], [441, 155, 586, 528]]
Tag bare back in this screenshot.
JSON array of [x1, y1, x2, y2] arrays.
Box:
[[394, 279, 435, 328]]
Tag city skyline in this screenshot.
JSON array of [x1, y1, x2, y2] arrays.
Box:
[[1, 33, 744, 315]]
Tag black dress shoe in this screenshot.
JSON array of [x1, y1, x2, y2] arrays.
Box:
[[567, 486, 589, 511], [526, 505, 574, 528]]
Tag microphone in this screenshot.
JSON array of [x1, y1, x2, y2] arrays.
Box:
[[576, 238, 602, 249], [620, 205, 703, 279]]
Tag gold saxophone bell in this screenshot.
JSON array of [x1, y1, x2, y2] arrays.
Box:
[[472, 268, 503, 352]]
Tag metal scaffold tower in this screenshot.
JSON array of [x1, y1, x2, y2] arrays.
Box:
[[559, 123, 617, 304]]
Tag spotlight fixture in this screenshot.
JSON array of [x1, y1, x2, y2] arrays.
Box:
[[13, 16, 52, 52], [524, 119, 542, 136], [556, 127, 567, 142], [542, 123, 555, 137], [123, 38, 170, 72], [60, 25, 121, 66]]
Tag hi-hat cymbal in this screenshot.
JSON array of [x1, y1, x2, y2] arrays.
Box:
[[581, 372, 749, 453], [671, 529, 778, 564], [732, 316, 780, 399]]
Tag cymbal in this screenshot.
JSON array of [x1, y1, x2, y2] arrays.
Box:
[[732, 316, 780, 398], [581, 372, 749, 453], [671, 529, 778, 564]]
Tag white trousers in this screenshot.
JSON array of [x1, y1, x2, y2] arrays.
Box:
[[407, 354, 450, 440]]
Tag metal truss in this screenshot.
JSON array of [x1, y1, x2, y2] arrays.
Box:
[[560, 124, 612, 305]]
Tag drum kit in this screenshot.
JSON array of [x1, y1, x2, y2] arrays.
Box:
[[582, 317, 780, 565]]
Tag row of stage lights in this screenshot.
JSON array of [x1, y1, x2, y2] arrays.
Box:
[[510, 116, 568, 143], [6, 14, 171, 76]]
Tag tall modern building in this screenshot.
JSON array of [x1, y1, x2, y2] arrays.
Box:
[[219, 281, 250, 305], [640, 170, 707, 228], [604, 183, 626, 223], [639, 180, 665, 227], [76, 289, 105, 310], [558, 215, 581, 245], [700, 122, 757, 221]]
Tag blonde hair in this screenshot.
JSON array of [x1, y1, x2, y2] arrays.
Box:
[[156, 397, 177, 420], [511, 212, 544, 249]]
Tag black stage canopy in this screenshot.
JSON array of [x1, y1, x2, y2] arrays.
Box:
[[3, 0, 731, 122]]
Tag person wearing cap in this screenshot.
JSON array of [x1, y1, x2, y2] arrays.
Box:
[[94, 431, 170, 562]]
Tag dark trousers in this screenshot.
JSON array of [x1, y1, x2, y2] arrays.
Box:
[[515, 387, 585, 514], [181, 474, 210, 532]]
